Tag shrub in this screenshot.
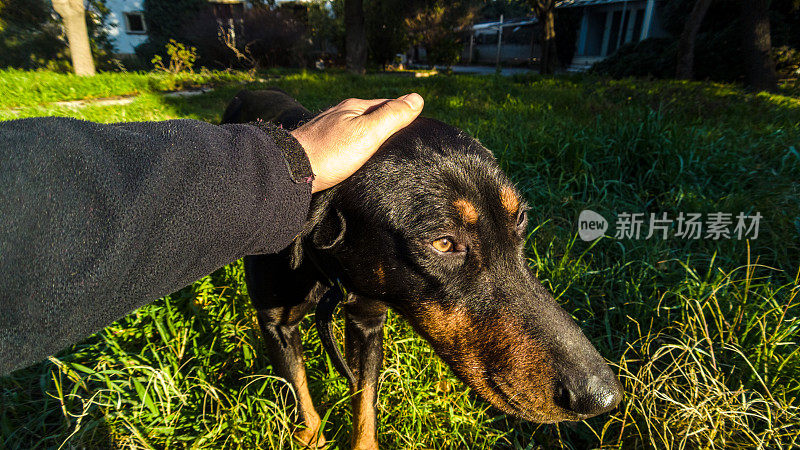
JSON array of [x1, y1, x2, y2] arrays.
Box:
[[591, 27, 746, 83], [151, 40, 197, 74], [593, 1, 800, 83], [773, 45, 800, 79], [138, 4, 308, 70], [590, 38, 677, 79], [184, 6, 307, 69]]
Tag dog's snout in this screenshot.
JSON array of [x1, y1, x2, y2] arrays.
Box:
[[555, 370, 622, 418]]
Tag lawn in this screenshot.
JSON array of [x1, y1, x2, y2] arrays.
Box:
[[1, 69, 799, 449]]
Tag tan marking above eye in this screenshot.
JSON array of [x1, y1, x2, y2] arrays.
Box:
[[431, 237, 454, 252], [453, 198, 479, 224], [375, 264, 385, 285], [500, 186, 520, 215]]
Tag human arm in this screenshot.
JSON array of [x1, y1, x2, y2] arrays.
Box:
[[0, 92, 423, 374]]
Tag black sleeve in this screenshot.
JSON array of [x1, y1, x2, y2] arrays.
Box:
[[0, 117, 313, 374]]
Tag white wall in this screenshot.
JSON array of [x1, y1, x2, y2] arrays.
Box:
[[104, 0, 149, 55]]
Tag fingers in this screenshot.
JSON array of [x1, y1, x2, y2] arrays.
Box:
[[363, 93, 424, 141]]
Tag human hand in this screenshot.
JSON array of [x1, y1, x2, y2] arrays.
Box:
[[291, 93, 424, 193]]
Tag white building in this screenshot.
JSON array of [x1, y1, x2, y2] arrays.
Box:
[[104, 0, 148, 55]]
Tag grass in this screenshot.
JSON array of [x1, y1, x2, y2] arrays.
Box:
[[0, 69, 799, 448], [0, 68, 256, 109]]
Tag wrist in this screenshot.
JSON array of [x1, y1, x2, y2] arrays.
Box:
[[251, 121, 315, 187]]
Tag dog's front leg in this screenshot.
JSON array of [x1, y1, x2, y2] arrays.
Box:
[[344, 296, 388, 450], [258, 309, 326, 448]]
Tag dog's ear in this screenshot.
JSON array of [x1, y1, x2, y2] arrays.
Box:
[[220, 91, 245, 124], [289, 189, 346, 269], [311, 208, 346, 250]]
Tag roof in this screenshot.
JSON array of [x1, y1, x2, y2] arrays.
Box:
[[557, 0, 643, 8], [471, 17, 537, 32]]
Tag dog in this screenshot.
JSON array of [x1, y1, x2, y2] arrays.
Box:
[[221, 89, 622, 449]]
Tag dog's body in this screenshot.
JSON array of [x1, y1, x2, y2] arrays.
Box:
[[222, 89, 622, 449]]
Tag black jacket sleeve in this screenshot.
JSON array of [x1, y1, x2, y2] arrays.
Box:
[[0, 117, 313, 374]]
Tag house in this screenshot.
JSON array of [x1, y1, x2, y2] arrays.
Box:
[[560, 0, 668, 71], [462, 17, 538, 65], [104, 0, 148, 55], [462, 0, 667, 70], [103, 0, 306, 56]]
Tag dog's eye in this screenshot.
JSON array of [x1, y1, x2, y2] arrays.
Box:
[[516, 210, 527, 228], [431, 237, 454, 253]]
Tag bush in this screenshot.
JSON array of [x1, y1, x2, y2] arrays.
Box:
[[590, 38, 677, 79], [593, 1, 800, 83], [591, 26, 747, 83], [773, 45, 800, 79], [182, 6, 308, 69], [138, 4, 308, 70], [151, 40, 198, 74]]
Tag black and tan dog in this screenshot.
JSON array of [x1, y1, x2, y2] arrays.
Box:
[[222, 89, 622, 449]]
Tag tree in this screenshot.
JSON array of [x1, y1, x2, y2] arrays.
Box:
[[676, 0, 713, 79], [345, 0, 366, 74], [52, 0, 95, 76], [530, 0, 557, 74], [405, 1, 475, 67], [365, 0, 410, 68], [741, 0, 778, 91]]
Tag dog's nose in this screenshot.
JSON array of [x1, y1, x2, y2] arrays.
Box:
[[555, 372, 622, 417]]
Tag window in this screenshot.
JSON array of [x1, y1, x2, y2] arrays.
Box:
[[124, 12, 146, 34]]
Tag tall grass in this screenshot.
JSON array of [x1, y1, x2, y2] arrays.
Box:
[[1, 71, 799, 448]]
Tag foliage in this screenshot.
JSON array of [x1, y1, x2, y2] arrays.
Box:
[[479, 0, 530, 19], [151, 40, 198, 74], [405, 1, 477, 66], [0, 0, 115, 71], [590, 38, 677, 79], [142, 0, 207, 45], [187, 5, 307, 69], [0, 71, 799, 448], [595, 0, 800, 83], [307, 0, 344, 65], [365, 0, 411, 66], [774, 45, 800, 80], [139, 3, 308, 70]]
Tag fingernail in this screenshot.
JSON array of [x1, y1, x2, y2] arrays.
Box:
[[401, 93, 424, 110]]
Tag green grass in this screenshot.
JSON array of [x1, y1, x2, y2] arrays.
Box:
[[1, 70, 799, 448], [0, 68, 256, 109]]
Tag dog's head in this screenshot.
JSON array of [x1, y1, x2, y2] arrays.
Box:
[[299, 118, 622, 422]]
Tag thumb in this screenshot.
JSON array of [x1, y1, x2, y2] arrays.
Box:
[[364, 93, 424, 141]]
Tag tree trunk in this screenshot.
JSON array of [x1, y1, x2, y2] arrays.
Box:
[[675, 0, 713, 79], [345, 0, 367, 75], [52, 0, 95, 76], [541, 6, 557, 74], [741, 0, 778, 92], [532, 1, 557, 75]]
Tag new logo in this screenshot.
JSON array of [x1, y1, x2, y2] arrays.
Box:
[[578, 210, 608, 242]]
